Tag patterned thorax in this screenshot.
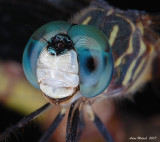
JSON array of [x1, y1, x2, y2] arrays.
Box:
[[70, 1, 160, 97]]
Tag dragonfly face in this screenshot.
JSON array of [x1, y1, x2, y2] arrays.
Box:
[[22, 21, 114, 105], [0, 0, 160, 142]]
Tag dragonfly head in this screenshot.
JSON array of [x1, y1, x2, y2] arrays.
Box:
[[23, 21, 114, 105]]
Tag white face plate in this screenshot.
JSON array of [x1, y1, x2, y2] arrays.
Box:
[[37, 48, 79, 99]]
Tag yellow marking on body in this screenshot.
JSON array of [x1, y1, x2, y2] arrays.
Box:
[[114, 15, 136, 67], [114, 33, 133, 67], [111, 14, 147, 85], [132, 57, 146, 80], [82, 16, 92, 25], [115, 54, 125, 67], [71, 6, 104, 24], [136, 22, 144, 35], [116, 14, 135, 31], [133, 44, 153, 80], [126, 35, 134, 54], [122, 37, 146, 85], [123, 17, 136, 55], [109, 25, 119, 46], [122, 60, 136, 85], [116, 13, 136, 56], [122, 35, 135, 85], [137, 38, 147, 59], [80, 7, 104, 25], [106, 9, 114, 16], [126, 43, 156, 95]]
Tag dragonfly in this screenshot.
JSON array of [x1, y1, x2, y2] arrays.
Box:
[[0, 0, 160, 142]]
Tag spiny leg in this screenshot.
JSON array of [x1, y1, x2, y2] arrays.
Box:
[[87, 105, 114, 142], [66, 100, 81, 142], [38, 108, 66, 142], [0, 103, 51, 141]]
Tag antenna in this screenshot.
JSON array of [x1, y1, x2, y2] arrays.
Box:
[[67, 23, 77, 33]]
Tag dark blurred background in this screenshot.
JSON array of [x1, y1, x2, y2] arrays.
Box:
[[0, 0, 160, 142]]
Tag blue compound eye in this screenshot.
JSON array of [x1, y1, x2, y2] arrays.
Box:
[[23, 21, 113, 103], [23, 21, 72, 89], [68, 25, 114, 98]]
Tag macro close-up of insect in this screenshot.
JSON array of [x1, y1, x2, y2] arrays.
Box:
[[0, 0, 160, 142]]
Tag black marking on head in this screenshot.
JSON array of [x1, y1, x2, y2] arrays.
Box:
[[47, 34, 74, 56]]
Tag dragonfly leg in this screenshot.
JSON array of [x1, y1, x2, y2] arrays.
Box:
[[38, 108, 66, 142], [76, 110, 85, 142], [86, 105, 114, 142], [66, 100, 81, 142], [0, 103, 51, 141]]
